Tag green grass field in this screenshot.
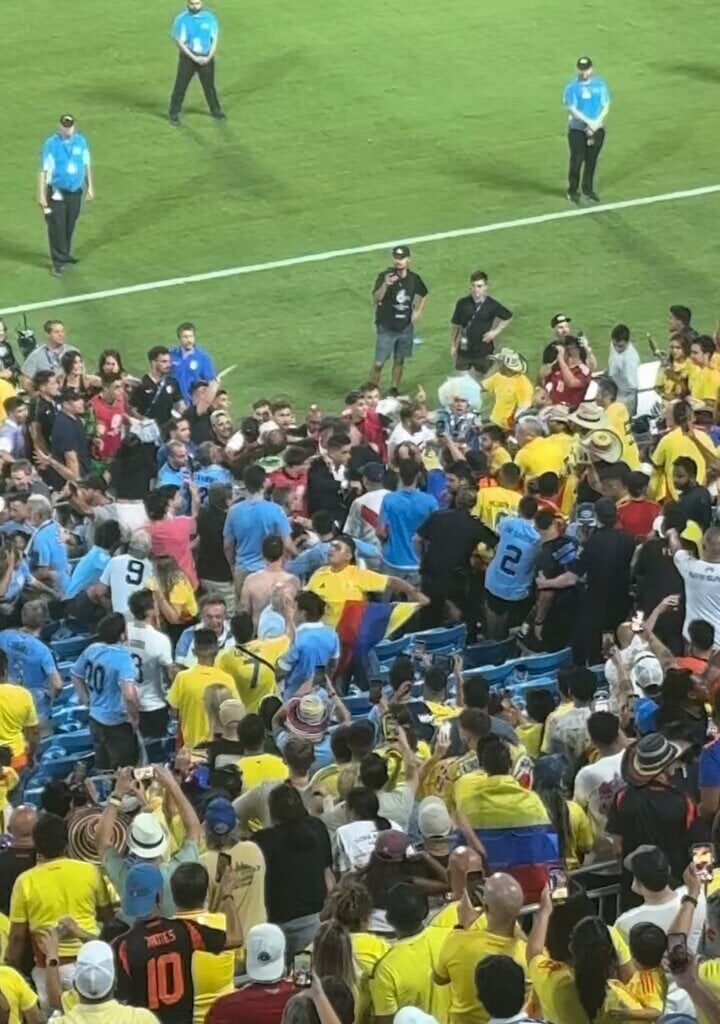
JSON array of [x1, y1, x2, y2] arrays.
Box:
[[2, 0, 718, 409]]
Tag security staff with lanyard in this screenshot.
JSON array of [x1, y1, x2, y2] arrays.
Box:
[[38, 114, 94, 276], [563, 56, 610, 205], [169, 0, 225, 124]]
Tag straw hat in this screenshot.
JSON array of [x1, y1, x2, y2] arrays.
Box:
[[568, 402, 608, 430], [579, 429, 623, 464], [492, 348, 527, 374], [285, 694, 332, 741], [622, 733, 687, 787]]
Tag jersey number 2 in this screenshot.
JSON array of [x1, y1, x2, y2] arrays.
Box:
[[499, 544, 522, 576]]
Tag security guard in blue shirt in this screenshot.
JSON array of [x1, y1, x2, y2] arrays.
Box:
[[563, 57, 611, 204], [169, 0, 225, 124], [37, 114, 94, 276]]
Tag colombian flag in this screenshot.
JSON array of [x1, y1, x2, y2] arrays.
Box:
[[464, 776, 559, 902], [336, 600, 419, 680]]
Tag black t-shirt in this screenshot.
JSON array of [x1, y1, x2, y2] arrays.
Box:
[[373, 269, 428, 332], [114, 916, 225, 1024], [50, 411, 89, 475], [576, 526, 636, 627], [29, 396, 60, 446], [196, 502, 233, 582], [417, 508, 496, 578], [607, 781, 697, 885], [0, 846, 36, 915], [678, 484, 713, 532], [254, 817, 332, 923], [537, 535, 581, 608], [187, 405, 216, 445], [634, 537, 685, 616], [450, 294, 512, 359], [131, 374, 184, 425]]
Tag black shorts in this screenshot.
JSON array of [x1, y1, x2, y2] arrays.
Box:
[[485, 590, 532, 626]]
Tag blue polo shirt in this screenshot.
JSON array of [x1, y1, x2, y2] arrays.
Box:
[[171, 8, 219, 56], [27, 519, 71, 597], [66, 545, 112, 599], [379, 489, 438, 571], [157, 462, 192, 514], [563, 75, 610, 130], [170, 345, 216, 403], [279, 623, 341, 697], [223, 497, 291, 571], [40, 132, 91, 192], [0, 630, 57, 720], [485, 516, 541, 601], [71, 642, 136, 727]]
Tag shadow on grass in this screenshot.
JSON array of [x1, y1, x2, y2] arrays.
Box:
[[0, 236, 50, 272], [655, 60, 720, 84], [442, 154, 561, 200]]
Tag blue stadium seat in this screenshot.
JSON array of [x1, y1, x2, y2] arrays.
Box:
[[345, 694, 373, 718], [368, 636, 409, 669], [464, 638, 518, 669], [29, 751, 94, 779], [40, 727, 93, 757], [518, 649, 573, 677], [410, 625, 467, 652], [50, 706, 90, 730], [51, 635, 93, 661]]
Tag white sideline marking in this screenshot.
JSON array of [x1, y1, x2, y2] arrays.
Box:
[[1, 183, 719, 316]]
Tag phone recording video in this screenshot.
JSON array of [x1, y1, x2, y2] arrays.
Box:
[[382, 714, 400, 743], [292, 951, 313, 987], [691, 843, 715, 884], [133, 766, 154, 783], [548, 866, 569, 903], [666, 932, 689, 972], [465, 870, 485, 910]]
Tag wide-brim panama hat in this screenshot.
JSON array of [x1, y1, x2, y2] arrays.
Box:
[[579, 428, 623, 464], [540, 404, 572, 424], [127, 811, 168, 859], [568, 402, 608, 430], [491, 348, 527, 375], [622, 733, 687, 787], [285, 694, 332, 741]]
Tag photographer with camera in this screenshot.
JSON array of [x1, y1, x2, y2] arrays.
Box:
[[370, 246, 429, 392]]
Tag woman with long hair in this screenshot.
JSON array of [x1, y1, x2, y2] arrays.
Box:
[[253, 782, 334, 956], [97, 348, 126, 378], [536, 784, 593, 872], [569, 916, 642, 1023], [312, 921, 357, 995], [152, 554, 198, 643], [321, 878, 389, 1024], [656, 335, 691, 401], [59, 349, 100, 393]]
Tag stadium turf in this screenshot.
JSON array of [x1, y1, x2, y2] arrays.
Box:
[[1, 0, 717, 409]]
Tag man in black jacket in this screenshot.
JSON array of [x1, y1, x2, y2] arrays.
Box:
[[306, 432, 353, 526]]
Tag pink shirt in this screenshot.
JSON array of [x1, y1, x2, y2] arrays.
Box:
[[148, 516, 198, 588]]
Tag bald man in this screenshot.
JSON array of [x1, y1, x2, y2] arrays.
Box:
[[434, 873, 528, 1024], [429, 846, 486, 930], [0, 805, 38, 973]]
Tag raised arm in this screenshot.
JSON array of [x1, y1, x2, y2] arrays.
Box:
[[155, 765, 201, 844]]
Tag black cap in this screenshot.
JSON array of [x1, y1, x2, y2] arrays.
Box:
[[392, 245, 411, 259], [550, 313, 572, 328], [59, 114, 75, 127], [189, 379, 210, 394], [594, 497, 617, 525], [60, 386, 85, 402], [576, 57, 593, 70], [360, 462, 384, 483]]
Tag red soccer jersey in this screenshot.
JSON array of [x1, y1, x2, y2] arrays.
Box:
[[546, 362, 591, 409], [616, 498, 660, 539], [91, 394, 127, 459]]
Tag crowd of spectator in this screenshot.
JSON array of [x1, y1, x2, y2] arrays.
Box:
[[2, 290, 720, 1024]]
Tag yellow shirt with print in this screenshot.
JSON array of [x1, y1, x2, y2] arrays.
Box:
[[9, 858, 109, 959], [489, 445, 513, 476], [688, 364, 720, 404], [625, 967, 667, 1012], [353, 931, 391, 1024], [436, 927, 527, 1024], [306, 565, 389, 628], [529, 954, 641, 1024], [605, 402, 641, 469], [174, 909, 234, 1024], [474, 486, 521, 530], [235, 752, 288, 791], [369, 926, 450, 1022], [0, 965, 38, 1024], [657, 358, 690, 401], [215, 635, 288, 714], [483, 373, 534, 430], [166, 664, 236, 749], [0, 684, 38, 758], [514, 435, 567, 482], [649, 426, 716, 501]]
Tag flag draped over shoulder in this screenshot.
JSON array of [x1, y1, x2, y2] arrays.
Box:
[[335, 600, 420, 677]]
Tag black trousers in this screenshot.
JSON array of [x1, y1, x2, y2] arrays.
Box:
[[139, 705, 170, 739], [169, 53, 222, 116], [89, 717, 138, 771], [567, 127, 605, 194], [45, 188, 83, 268]]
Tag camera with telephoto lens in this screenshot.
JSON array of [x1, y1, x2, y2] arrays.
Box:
[[16, 317, 37, 360]]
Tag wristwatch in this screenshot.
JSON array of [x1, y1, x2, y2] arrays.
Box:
[[108, 795, 122, 808], [681, 894, 698, 908], [46, 957, 60, 967]]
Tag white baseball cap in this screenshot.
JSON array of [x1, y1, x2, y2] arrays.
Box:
[[127, 812, 168, 859], [394, 1010, 441, 1024], [245, 923, 286, 982], [74, 940, 115, 999], [418, 797, 452, 839]]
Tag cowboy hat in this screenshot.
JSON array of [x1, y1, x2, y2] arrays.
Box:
[[568, 402, 608, 431], [622, 733, 687, 787], [285, 694, 332, 741], [579, 428, 623, 464], [540, 404, 571, 424], [491, 348, 527, 375]]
